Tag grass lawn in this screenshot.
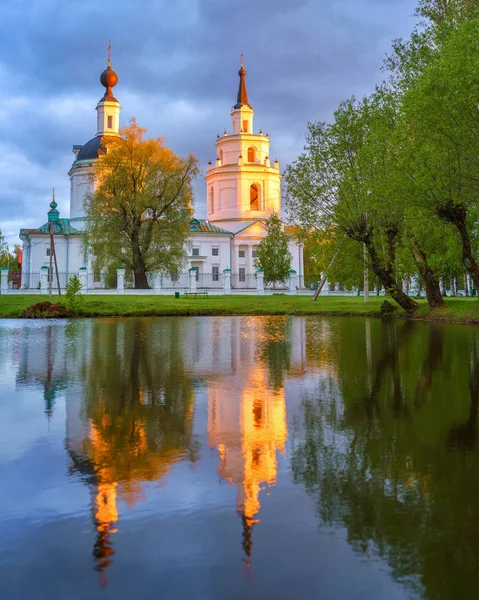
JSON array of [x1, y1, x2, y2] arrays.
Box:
[[0, 293, 478, 322]]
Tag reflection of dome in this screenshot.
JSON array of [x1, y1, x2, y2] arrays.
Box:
[[75, 136, 104, 162]]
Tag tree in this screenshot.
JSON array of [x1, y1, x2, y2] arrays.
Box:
[[285, 93, 420, 312], [0, 230, 9, 268], [84, 119, 199, 289], [254, 212, 292, 289], [400, 18, 479, 291]]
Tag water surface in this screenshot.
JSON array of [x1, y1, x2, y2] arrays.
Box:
[[0, 316, 477, 599]]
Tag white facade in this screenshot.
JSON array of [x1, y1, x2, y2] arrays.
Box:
[[19, 59, 303, 287]]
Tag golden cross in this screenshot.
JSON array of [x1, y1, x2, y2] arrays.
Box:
[[240, 51, 244, 68], [108, 40, 111, 66]]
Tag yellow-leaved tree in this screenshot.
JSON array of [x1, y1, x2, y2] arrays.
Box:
[[84, 119, 199, 289]]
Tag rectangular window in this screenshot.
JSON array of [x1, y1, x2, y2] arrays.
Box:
[[252, 247, 258, 258], [212, 266, 219, 281], [239, 250, 245, 258], [46, 248, 50, 256], [192, 248, 200, 256], [195, 269, 199, 282], [212, 247, 219, 256], [107, 115, 113, 129], [243, 120, 248, 133], [239, 267, 246, 282]]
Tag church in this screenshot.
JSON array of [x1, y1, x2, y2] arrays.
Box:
[[19, 54, 304, 291]]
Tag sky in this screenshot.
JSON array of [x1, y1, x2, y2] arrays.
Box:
[[0, 0, 419, 246]]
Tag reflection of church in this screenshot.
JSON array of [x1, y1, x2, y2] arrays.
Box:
[[15, 316, 310, 583], [206, 319, 289, 566]]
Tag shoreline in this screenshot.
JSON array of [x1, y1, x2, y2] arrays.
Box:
[[0, 294, 478, 324]]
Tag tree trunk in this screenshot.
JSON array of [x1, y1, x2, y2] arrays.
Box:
[[437, 202, 479, 291], [408, 239, 444, 308], [364, 238, 419, 313], [133, 257, 150, 289]]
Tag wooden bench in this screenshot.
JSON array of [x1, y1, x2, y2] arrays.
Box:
[[183, 290, 208, 298]]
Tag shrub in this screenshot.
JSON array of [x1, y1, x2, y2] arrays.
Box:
[[64, 274, 84, 315]]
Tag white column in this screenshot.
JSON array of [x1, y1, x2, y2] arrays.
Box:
[[0, 267, 8, 293], [189, 268, 197, 291], [256, 270, 264, 295], [40, 266, 48, 292], [78, 267, 87, 293], [224, 269, 231, 294], [248, 245, 254, 273], [117, 267, 125, 293], [289, 270, 297, 294]]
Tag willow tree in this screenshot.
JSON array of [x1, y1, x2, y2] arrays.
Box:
[[285, 92, 419, 313], [400, 17, 479, 291], [0, 230, 8, 267], [84, 120, 199, 289]]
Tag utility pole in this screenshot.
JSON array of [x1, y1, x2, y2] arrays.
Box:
[[312, 253, 338, 302], [51, 230, 61, 296], [49, 223, 53, 296], [364, 243, 369, 303]]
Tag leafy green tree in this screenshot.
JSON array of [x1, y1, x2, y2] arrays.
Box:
[[254, 212, 292, 289], [0, 230, 9, 268], [285, 92, 420, 312], [400, 18, 479, 291], [84, 119, 199, 289]]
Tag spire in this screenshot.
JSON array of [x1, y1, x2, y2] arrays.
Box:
[[234, 52, 252, 109], [48, 187, 59, 222], [100, 41, 118, 101]]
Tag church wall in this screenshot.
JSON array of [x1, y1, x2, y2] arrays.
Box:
[[186, 234, 232, 272], [23, 234, 86, 276], [70, 165, 93, 220], [288, 239, 302, 277]]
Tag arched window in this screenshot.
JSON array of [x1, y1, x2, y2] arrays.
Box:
[[219, 149, 223, 164], [209, 186, 214, 212], [247, 147, 256, 163], [250, 183, 260, 210]]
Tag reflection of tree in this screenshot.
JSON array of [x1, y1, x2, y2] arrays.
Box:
[[68, 319, 196, 584], [258, 317, 291, 389], [448, 338, 479, 452], [292, 319, 479, 600]]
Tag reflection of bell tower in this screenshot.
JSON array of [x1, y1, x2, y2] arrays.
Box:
[[208, 357, 287, 567]]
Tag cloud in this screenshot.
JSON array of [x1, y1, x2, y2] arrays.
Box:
[[0, 0, 418, 240]]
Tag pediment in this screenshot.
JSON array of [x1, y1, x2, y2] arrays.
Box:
[[234, 221, 268, 238]]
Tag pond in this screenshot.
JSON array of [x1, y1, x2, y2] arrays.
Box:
[[0, 316, 478, 600]]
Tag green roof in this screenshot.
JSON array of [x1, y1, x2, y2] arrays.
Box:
[[189, 219, 232, 234], [21, 219, 82, 237]]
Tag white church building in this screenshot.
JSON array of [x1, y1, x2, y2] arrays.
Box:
[[19, 55, 303, 292]]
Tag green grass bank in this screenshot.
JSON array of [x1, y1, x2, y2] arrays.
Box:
[[1, 294, 479, 323]]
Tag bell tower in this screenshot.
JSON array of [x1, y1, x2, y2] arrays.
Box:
[[96, 42, 121, 137], [68, 44, 121, 222], [205, 58, 282, 228]]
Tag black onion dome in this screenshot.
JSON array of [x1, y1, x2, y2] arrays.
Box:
[[75, 136, 104, 162]]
